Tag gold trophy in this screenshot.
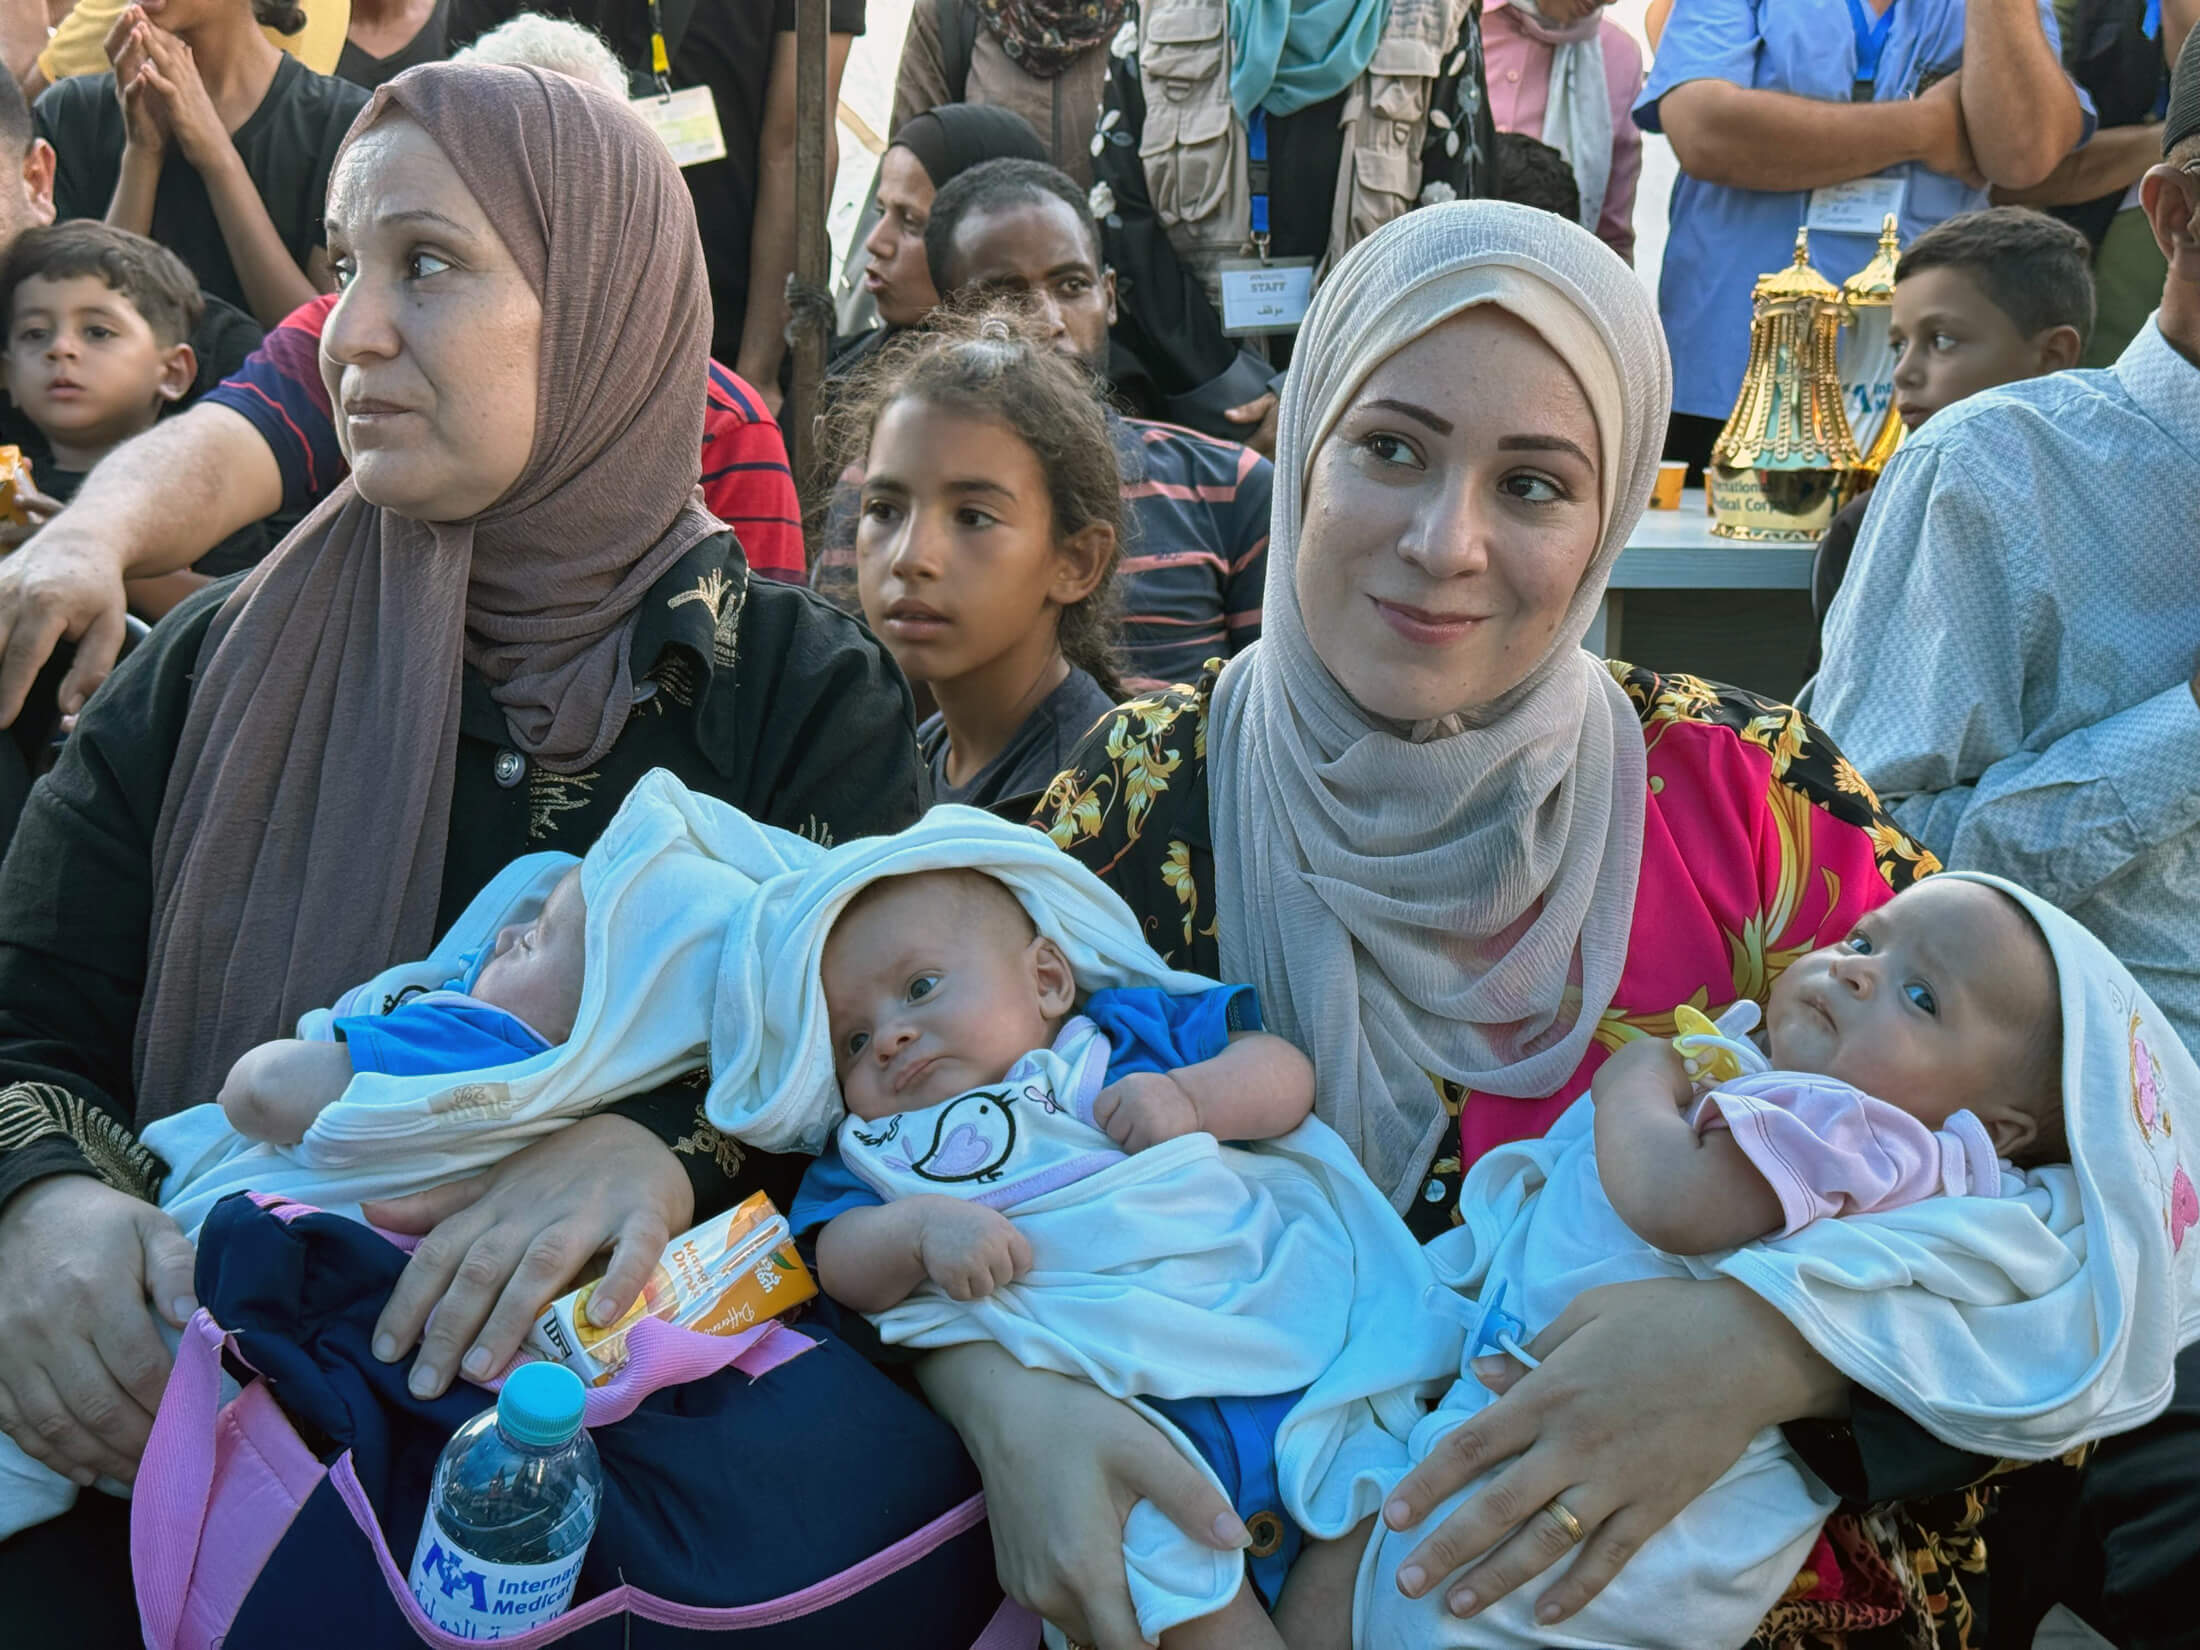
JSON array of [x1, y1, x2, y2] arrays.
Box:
[[1708, 229, 1861, 541], [1838, 214, 1905, 489]]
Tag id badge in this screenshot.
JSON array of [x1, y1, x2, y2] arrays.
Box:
[[629, 85, 728, 168], [1219, 256, 1316, 337], [1805, 175, 1906, 237]]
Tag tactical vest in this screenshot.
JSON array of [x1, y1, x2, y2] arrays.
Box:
[[1134, 0, 1472, 306]]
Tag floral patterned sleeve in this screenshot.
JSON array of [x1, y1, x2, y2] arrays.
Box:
[[1035, 671, 1225, 979]]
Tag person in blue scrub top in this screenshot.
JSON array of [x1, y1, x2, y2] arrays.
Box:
[[1636, 0, 2094, 474]]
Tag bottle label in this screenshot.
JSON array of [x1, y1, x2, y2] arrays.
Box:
[[406, 1507, 585, 1640]]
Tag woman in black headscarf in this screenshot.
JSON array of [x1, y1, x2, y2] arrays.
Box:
[[833, 103, 1048, 377]]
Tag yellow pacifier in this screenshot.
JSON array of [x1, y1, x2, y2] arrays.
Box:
[[1673, 1003, 1748, 1086]]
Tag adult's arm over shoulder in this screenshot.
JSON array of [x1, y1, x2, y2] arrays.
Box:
[[0, 579, 231, 1212], [721, 576, 922, 843]]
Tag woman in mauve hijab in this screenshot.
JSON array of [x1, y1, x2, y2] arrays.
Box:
[[0, 63, 948, 1642]]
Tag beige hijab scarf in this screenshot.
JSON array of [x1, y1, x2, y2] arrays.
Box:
[[1211, 201, 1672, 1209], [134, 63, 721, 1126]]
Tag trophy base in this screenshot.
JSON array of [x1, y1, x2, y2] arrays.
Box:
[[1707, 463, 1843, 542]]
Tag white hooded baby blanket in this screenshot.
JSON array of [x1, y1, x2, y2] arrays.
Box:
[[1696, 871, 2200, 1457], [145, 770, 779, 1237], [1362, 872, 2200, 1650], [703, 801, 1222, 1153]]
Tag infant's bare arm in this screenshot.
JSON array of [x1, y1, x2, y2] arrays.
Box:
[[1095, 1030, 1318, 1153], [1175, 1030, 1317, 1141], [1591, 1037, 1785, 1255], [216, 1039, 358, 1145], [817, 1196, 1032, 1312], [1271, 1518, 1375, 1650]]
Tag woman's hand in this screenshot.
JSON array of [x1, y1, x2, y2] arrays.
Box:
[[131, 27, 233, 174], [918, 1343, 1249, 1650], [1383, 1279, 1847, 1627], [0, 1175, 197, 1485], [362, 1114, 694, 1398]]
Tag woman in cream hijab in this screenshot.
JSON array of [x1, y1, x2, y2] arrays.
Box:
[[927, 201, 2005, 1650]]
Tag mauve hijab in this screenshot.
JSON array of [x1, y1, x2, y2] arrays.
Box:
[[134, 63, 721, 1125]]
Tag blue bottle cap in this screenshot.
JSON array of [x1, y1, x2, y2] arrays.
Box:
[[497, 1361, 588, 1448]]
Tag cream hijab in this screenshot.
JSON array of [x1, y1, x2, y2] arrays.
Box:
[[1211, 201, 1671, 1209]]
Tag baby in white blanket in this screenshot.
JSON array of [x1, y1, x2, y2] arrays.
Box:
[[1591, 875, 2064, 1259], [216, 865, 589, 1148], [802, 867, 1320, 1649], [1278, 875, 2094, 1650]]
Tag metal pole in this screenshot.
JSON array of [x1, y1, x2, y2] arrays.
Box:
[[788, 0, 831, 514]]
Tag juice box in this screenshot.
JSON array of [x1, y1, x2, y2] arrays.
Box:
[[0, 445, 33, 527], [525, 1191, 816, 1385]]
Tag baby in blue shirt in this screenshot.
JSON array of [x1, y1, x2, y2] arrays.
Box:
[[789, 869, 1324, 1642], [217, 865, 587, 1145]]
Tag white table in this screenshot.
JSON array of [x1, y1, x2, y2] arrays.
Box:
[[1586, 489, 1818, 660]]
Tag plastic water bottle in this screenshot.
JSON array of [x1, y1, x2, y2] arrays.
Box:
[[407, 1361, 603, 1639]]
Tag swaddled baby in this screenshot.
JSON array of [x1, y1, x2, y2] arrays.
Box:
[[1588, 875, 2063, 1256], [0, 867, 612, 1545], [794, 867, 1321, 1650], [1288, 876, 2151, 1650], [217, 865, 588, 1147]]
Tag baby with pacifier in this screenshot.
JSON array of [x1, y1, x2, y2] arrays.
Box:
[[1591, 872, 2063, 1258], [1274, 873, 2200, 1650]]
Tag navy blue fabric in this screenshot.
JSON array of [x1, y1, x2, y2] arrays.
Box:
[[193, 1195, 1000, 1647]]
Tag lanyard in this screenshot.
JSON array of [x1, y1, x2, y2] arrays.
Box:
[[1844, 0, 1897, 101], [1248, 109, 1271, 260], [647, 0, 672, 94]]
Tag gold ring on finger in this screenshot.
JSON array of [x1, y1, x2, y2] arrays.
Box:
[[1542, 1497, 1586, 1546]]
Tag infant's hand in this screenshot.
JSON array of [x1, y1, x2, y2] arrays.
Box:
[[917, 1201, 1032, 1302], [1092, 1072, 1201, 1153], [1590, 1034, 1693, 1108]]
